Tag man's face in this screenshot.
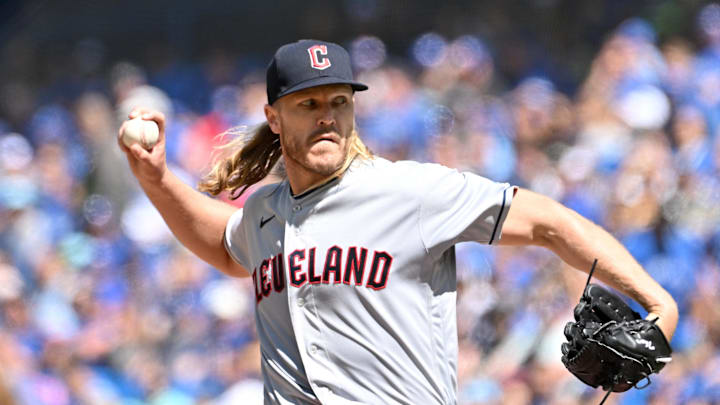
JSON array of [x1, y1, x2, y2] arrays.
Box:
[[266, 84, 355, 179]]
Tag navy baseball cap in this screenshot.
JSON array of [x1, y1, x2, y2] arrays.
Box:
[[266, 39, 368, 105]]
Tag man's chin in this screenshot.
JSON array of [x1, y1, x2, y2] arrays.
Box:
[[308, 160, 343, 177], [305, 153, 346, 176]]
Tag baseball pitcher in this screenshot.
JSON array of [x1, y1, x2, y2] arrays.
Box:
[[118, 40, 678, 404]]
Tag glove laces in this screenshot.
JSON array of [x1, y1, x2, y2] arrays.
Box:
[[583, 258, 598, 291], [598, 385, 613, 405], [585, 259, 616, 405]]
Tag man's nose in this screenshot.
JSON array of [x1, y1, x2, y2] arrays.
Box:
[[317, 106, 335, 126]]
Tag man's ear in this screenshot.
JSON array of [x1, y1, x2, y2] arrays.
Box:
[[264, 104, 281, 135]]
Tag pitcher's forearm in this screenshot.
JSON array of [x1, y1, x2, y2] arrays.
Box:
[[139, 169, 247, 277], [545, 208, 678, 339], [501, 189, 678, 339]]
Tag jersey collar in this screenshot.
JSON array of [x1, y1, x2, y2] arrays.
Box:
[[290, 176, 340, 200]]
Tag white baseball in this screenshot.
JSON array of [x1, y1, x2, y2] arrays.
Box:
[[121, 117, 160, 150]]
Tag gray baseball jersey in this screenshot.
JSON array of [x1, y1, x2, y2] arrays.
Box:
[[224, 157, 515, 404]]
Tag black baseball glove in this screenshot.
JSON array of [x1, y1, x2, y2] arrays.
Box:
[[561, 266, 672, 394]]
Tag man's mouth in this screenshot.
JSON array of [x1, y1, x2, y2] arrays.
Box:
[[311, 132, 340, 144]]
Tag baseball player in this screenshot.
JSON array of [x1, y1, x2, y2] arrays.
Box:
[[119, 40, 678, 404]]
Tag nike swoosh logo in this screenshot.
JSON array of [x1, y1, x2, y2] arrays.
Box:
[[259, 215, 275, 229]]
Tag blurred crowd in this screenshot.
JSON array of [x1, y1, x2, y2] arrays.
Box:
[[1, 3, 720, 404]]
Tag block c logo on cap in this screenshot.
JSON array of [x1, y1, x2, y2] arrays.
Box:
[[308, 45, 331, 70]]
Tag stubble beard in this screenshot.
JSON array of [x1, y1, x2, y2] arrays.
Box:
[[281, 130, 349, 178]]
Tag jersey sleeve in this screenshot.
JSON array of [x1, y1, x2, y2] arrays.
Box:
[[223, 208, 250, 267], [417, 164, 515, 258]]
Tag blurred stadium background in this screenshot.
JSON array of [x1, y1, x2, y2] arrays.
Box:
[[0, 0, 719, 404]]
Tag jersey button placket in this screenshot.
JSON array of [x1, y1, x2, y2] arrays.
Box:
[[288, 196, 330, 391], [283, 221, 310, 364], [291, 204, 302, 233]]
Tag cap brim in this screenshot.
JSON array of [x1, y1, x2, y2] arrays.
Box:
[[275, 76, 368, 102]]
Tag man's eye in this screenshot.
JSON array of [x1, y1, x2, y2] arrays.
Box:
[[334, 97, 347, 105], [300, 100, 315, 107]]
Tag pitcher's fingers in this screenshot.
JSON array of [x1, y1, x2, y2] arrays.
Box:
[[140, 111, 167, 140], [129, 143, 151, 161], [128, 107, 146, 119]]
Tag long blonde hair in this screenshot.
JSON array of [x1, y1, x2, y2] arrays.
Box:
[[198, 122, 372, 198]]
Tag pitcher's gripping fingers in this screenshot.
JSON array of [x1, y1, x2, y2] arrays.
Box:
[[118, 108, 167, 153], [118, 107, 169, 184]]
